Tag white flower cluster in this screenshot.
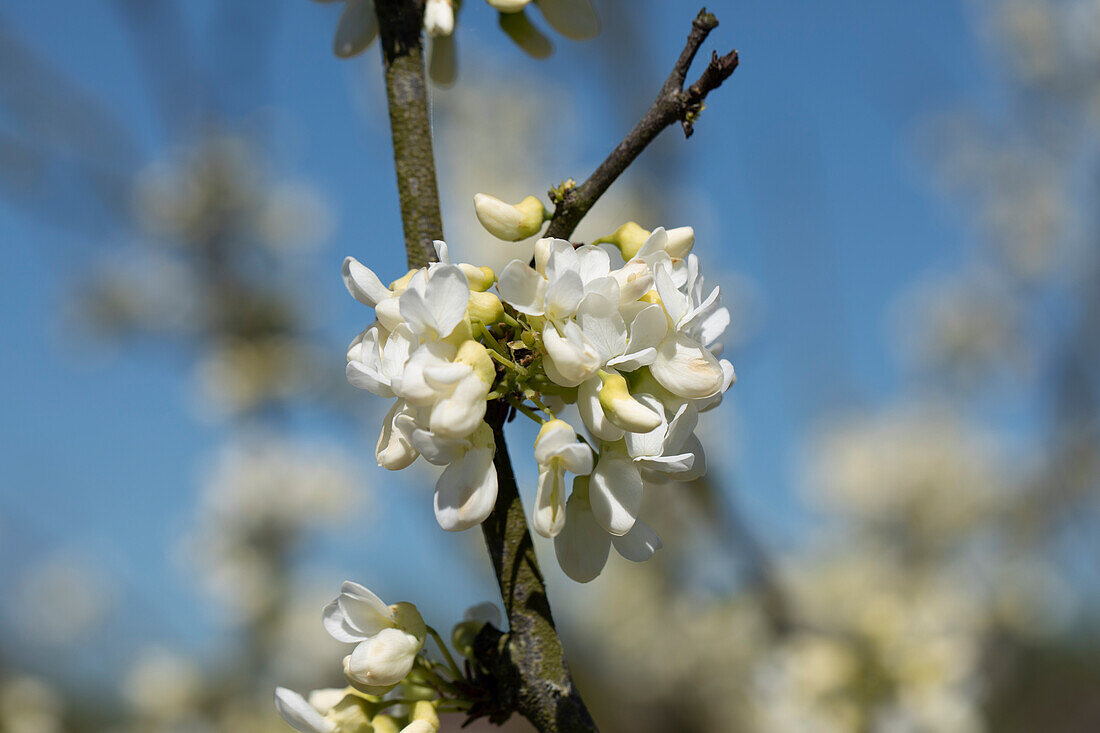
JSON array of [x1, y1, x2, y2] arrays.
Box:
[[344, 204, 734, 581], [312, 0, 598, 83], [275, 582, 500, 732]]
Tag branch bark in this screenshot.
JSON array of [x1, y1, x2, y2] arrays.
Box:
[[375, 0, 444, 268], [544, 8, 739, 241], [373, 2, 595, 730], [471, 403, 598, 732]]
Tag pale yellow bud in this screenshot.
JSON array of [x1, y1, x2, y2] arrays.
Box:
[[473, 193, 549, 241], [390, 602, 427, 643], [459, 263, 496, 291], [597, 371, 662, 432], [411, 700, 440, 730], [594, 221, 650, 260], [467, 290, 505, 326], [371, 714, 401, 733]]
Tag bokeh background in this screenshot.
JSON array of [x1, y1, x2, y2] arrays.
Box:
[[3, 0, 1100, 730]]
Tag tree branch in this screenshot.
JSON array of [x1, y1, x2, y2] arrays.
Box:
[[375, 0, 444, 268], [544, 8, 739, 241], [472, 403, 598, 732], [372, 3, 596, 730]]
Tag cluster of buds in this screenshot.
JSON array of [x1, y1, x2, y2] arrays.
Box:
[[275, 583, 500, 732], [312, 0, 598, 83], [344, 194, 734, 581]]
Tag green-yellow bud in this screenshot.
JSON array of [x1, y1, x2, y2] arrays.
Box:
[[594, 221, 650, 260], [467, 290, 505, 326], [411, 700, 440, 730], [451, 619, 481, 659]]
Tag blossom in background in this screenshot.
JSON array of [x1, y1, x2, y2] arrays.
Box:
[[312, 0, 598, 84], [342, 196, 735, 580]]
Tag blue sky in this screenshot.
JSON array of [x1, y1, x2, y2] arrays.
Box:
[[0, 0, 992, 689]]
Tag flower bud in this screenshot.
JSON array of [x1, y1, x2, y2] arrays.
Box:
[[325, 694, 374, 733], [664, 226, 694, 258], [459, 263, 496, 292], [473, 193, 549, 241], [466, 290, 505, 326], [371, 715, 401, 733], [423, 0, 454, 37], [597, 370, 662, 432], [410, 701, 440, 732], [595, 221, 650, 260]]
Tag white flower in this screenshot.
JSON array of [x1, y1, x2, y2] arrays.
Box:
[[398, 265, 470, 342], [346, 323, 419, 398], [497, 239, 618, 321], [275, 687, 373, 733], [553, 476, 662, 583], [376, 400, 420, 470], [411, 421, 499, 531], [392, 340, 493, 439], [648, 256, 730, 399], [323, 582, 426, 691], [533, 419, 594, 537], [473, 193, 549, 241]]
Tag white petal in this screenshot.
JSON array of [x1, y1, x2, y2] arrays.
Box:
[[573, 244, 611, 284], [346, 361, 393, 397], [411, 428, 470, 466], [622, 393, 668, 459], [392, 342, 457, 405], [376, 400, 419, 470], [544, 239, 578, 282], [434, 446, 497, 531], [542, 321, 600, 386], [346, 628, 421, 687], [544, 269, 584, 321], [677, 433, 708, 481], [664, 226, 694, 258], [534, 0, 599, 39], [533, 466, 568, 538], [626, 304, 668, 353], [334, 0, 379, 57], [611, 260, 653, 303], [342, 257, 390, 307], [577, 294, 627, 363], [698, 305, 730, 347], [497, 261, 546, 315], [553, 442, 594, 476], [606, 348, 656, 372], [635, 452, 695, 474], [664, 402, 699, 453], [634, 227, 668, 260], [429, 371, 489, 438], [326, 581, 395, 640], [611, 519, 663, 562], [423, 264, 469, 338], [654, 260, 690, 325], [650, 333, 724, 399], [275, 688, 333, 733], [554, 482, 611, 582], [589, 448, 643, 536]]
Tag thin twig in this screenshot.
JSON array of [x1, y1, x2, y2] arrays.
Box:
[[544, 8, 739, 241]]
